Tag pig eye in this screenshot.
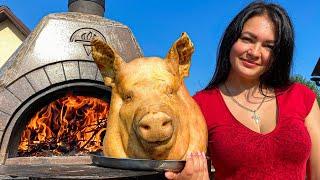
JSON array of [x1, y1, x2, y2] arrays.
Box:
[[167, 87, 174, 96], [123, 94, 133, 102]]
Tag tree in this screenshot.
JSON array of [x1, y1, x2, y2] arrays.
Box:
[[291, 75, 320, 105]]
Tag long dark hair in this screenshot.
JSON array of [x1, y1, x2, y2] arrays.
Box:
[[205, 1, 294, 90]]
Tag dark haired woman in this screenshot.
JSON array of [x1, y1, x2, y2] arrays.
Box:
[[165, 1, 320, 180]]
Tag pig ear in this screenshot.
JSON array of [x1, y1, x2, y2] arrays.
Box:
[[91, 37, 125, 86], [166, 32, 194, 78]]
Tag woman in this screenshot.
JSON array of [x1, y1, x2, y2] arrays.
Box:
[[165, 1, 320, 180]]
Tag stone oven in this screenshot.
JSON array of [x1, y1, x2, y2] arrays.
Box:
[[0, 0, 142, 165]]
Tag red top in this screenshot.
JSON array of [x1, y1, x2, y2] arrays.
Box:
[[193, 83, 316, 180]]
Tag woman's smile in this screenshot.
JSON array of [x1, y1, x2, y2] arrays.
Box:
[[240, 58, 261, 68]]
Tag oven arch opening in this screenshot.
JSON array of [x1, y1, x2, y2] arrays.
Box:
[[4, 80, 111, 159]]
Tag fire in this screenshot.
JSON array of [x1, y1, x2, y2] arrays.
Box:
[[18, 93, 109, 156]]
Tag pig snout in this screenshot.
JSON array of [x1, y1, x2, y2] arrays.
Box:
[[136, 112, 174, 143]]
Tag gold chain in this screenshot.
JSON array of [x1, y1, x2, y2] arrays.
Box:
[[224, 83, 266, 124]]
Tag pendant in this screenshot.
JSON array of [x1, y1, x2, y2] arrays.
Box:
[[252, 112, 260, 124]]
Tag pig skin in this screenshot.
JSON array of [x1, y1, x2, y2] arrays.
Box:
[[91, 33, 207, 160]]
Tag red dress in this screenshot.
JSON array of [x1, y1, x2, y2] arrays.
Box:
[[193, 83, 316, 180]]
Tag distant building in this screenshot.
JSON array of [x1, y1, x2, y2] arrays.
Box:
[[311, 58, 320, 86], [0, 6, 30, 68]]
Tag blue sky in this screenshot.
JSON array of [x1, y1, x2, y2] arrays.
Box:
[[1, 0, 319, 95]]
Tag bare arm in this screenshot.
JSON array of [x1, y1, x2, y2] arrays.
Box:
[[305, 100, 320, 180]]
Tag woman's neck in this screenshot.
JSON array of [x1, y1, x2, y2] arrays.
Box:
[[224, 73, 261, 93], [222, 72, 274, 103]]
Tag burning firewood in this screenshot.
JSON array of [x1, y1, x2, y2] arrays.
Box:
[[18, 94, 109, 157]]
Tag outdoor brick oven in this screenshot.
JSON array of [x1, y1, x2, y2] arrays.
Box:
[[0, 0, 142, 165]]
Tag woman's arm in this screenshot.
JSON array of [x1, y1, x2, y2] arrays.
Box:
[[165, 152, 209, 180], [305, 100, 320, 180]]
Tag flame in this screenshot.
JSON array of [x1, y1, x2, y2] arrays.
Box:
[[18, 93, 109, 156]]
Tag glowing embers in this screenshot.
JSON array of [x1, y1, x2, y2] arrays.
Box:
[[18, 93, 109, 156]]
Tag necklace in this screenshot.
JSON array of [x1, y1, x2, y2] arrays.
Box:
[[224, 84, 266, 124]]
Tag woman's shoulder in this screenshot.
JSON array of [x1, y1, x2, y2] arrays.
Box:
[[279, 82, 316, 96], [278, 82, 317, 117], [192, 87, 221, 106], [193, 87, 219, 99]]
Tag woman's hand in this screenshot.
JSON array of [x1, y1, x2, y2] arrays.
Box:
[[165, 152, 210, 180]]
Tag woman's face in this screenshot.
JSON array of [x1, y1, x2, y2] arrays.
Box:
[[229, 15, 276, 81]]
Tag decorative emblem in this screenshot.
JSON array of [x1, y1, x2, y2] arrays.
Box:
[[70, 28, 106, 56]]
